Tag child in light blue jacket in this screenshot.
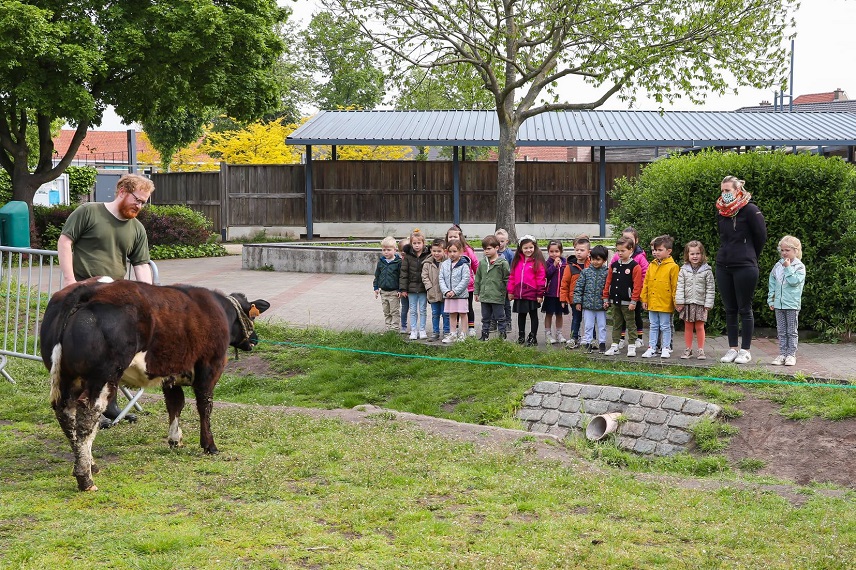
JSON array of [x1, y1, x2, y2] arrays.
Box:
[[767, 235, 806, 366]]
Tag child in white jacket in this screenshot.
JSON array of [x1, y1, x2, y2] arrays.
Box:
[[675, 241, 715, 360]]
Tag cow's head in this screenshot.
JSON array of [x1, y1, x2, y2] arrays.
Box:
[[225, 293, 270, 351]]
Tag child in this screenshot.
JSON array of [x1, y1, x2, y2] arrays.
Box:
[[439, 239, 472, 343], [542, 240, 569, 344], [474, 235, 510, 340], [422, 238, 450, 341], [398, 236, 411, 334], [373, 236, 402, 332], [560, 236, 591, 348], [507, 235, 546, 346], [640, 235, 680, 358], [610, 227, 649, 348], [495, 228, 515, 332], [767, 235, 806, 366], [603, 236, 643, 356], [675, 240, 715, 360], [399, 229, 431, 340], [573, 245, 610, 353], [446, 225, 480, 337]]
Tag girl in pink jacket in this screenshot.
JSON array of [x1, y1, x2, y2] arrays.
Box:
[[507, 235, 546, 346]]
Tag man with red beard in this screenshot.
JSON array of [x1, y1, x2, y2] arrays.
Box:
[[58, 173, 154, 425]]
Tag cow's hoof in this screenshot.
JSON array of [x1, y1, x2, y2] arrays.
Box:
[[204, 447, 219, 455], [99, 416, 113, 430], [76, 476, 95, 491], [84, 485, 98, 492], [125, 413, 138, 423], [168, 440, 181, 448]]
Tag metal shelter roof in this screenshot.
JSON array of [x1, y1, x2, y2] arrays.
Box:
[[287, 109, 856, 148]]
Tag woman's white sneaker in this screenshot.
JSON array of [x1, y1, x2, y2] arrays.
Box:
[[720, 349, 739, 363], [734, 349, 752, 364]]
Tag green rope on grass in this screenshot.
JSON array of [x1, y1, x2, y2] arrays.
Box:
[[257, 339, 856, 390]]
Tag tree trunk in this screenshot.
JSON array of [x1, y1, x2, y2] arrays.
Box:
[[496, 119, 519, 243]]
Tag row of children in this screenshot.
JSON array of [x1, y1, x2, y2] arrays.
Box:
[[373, 225, 806, 364]]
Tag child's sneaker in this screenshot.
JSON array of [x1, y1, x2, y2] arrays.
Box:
[[418, 330, 428, 340], [545, 331, 556, 344], [430, 333, 440, 342], [641, 347, 656, 358], [479, 330, 490, 341], [627, 345, 637, 357], [618, 338, 628, 349], [784, 355, 797, 366], [441, 333, 457, 344], [661, 347, 672, 358], [565, 338, 577, 349], [456, 332, 466, 342], [409, 330, 419, 340], [555, 332, 567, 344], [634, 338, 644, 348], [681, 348, 693, 359], [604, 343, 619, 356], [696, 349, 707, 360], [770, 355, 785, 366], [468, 328, 477, 338], [586, 343, 596, 354], [598, 342, 607, 354]]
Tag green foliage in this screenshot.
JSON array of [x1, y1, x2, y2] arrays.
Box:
[[65, 166, 97, 203], [738, 457, 767, 473], [610, 151, 856, 335], [32, 205, 75, 250], [142, 108, 212, 171], [0, 0, 287, 204], [301, 11, 385, 109], [149, 243, 228, 260], [0, 170, 10, 205], [137, 204, 217, 247], [691, 418, 739, 453]]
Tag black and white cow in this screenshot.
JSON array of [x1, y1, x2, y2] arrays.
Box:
[[40, 277, 269, 491]]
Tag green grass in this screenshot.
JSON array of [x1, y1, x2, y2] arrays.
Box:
[[1, 356, 854, 568]]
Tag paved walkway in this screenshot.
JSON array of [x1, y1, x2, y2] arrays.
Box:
[[155, 253, 856, 383]]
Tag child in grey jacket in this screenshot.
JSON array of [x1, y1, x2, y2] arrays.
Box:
[[439, 239, 472, 343], [675, 241, 715, 360]]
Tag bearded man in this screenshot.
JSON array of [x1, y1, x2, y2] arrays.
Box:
[[57, 173, 154, 425]]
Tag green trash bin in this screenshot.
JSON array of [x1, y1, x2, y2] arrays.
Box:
[[0, 201, 31, 248]]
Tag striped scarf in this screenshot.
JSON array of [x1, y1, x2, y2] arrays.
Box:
[[716, 189, 751, 218]]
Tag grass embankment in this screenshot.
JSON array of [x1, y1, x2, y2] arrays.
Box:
[[1, 325, 854, 568]]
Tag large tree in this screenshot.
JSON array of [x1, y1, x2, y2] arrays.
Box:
[[301, 11, 386, 109], [326, 0, 798, 241], [0, 0, 285, 206]]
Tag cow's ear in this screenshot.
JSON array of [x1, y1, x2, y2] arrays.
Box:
[[249, 299, 270, 315]]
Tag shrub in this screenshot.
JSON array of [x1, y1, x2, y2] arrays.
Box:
[[66, 166, 97, 203], [32, 203, 221, 255], [609, 150, 856, 336], [0, 170, 10, 205], [137, 205, 217, 247]]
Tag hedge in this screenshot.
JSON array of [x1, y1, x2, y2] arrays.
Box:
[[609, 150, 856, 337]]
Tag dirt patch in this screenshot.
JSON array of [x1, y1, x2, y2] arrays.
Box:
[[224, 354, 276, 377], [725, 396, 856, 487]]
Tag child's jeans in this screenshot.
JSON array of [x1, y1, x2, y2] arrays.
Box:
[[408, 293, 428, 333], [775, 308, 799, 356], [400, 294, 410, 330], [582, 309, 607, 345], [430, 301, 450, 336], [480, 302, 506, 334], [648, 311, 672, 349], [570, 305, 583, 340]]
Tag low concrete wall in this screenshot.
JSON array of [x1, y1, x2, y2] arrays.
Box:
[[243, 242, 382, 274], [518, 381, 721, 456], [229, 223, 603, 241]]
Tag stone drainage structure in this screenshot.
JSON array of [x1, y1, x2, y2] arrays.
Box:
[[518, 381, 721, 456]]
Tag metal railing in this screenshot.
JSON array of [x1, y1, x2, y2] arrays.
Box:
[[0, 245, 158, 384]]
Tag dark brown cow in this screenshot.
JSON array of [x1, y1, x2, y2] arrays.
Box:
[[40, 277, 269, 491]]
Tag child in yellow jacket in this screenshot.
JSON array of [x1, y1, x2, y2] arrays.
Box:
[[641, 235, 679, 358]]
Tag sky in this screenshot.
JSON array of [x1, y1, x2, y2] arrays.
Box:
[[94, 0, 856, 130]]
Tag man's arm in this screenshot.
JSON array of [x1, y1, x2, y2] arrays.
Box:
[[57, 234, 76, 286], [133, 263, 153, 284]]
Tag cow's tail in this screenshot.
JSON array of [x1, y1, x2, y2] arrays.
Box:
[[49, 343, 63, 407]]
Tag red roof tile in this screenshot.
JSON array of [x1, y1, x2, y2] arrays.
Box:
[[52, 129, 157, 162], [793, 92, 836, 104]]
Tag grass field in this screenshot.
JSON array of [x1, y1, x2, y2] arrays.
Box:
[[1, 325, 854, 568]]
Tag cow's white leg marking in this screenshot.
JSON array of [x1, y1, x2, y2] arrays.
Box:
[[168, 417, 183, 447]]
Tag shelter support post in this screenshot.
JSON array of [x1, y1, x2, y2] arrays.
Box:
[[848, 146, 855, 163], [305, 145, 314, 241], [599, 146, 606, 237], [331, 145, 337, 161], [453, 146, 460, 226]]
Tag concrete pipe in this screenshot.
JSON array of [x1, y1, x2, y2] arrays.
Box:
[[585, 412, 623, 441]]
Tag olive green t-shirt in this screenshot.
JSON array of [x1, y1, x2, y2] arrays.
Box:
[[61, 203, 150, 281]]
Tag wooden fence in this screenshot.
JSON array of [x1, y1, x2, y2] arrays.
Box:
[[151, 161, 641, 232]]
